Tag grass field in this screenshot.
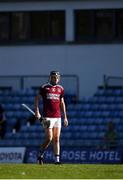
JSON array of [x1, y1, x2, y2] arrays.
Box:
[[0, 164, 123, 179]]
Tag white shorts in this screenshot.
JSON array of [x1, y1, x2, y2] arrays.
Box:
[[44, 118, 61, 129]]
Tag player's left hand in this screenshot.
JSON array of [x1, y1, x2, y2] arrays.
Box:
[[64, 118, 68, 127]]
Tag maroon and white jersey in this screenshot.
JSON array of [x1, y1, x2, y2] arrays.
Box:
[[39, 83, 64, 118]]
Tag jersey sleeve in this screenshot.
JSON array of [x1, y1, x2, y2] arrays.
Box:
[[39, 86, 44, 96], [60, 87, 64, 98]]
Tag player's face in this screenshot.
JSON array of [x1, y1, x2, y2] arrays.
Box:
[[50, 75, 60, 85]]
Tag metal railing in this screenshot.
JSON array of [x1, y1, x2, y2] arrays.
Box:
[[103, 75, 123, 88]]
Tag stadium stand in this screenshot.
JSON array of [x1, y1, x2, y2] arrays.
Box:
[[0, 86, 123, 149]]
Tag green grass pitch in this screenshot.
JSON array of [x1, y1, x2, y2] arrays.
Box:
[[0, 164, 123, 179]]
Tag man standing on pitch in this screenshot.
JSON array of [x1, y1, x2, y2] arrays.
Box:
[[34, 71, 68, 164]]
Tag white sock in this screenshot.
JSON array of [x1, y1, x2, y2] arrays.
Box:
[[55, 155, 60, 162]]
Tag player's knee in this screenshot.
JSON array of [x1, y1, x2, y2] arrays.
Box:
[[53, 136, 60, 144], [46, 136, 52, 143]]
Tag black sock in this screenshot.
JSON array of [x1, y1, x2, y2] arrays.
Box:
[[38, 148, 45, 158]]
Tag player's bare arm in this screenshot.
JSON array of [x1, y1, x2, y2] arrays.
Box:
[[34, 94, 41, 120], [61, 97, 68, 127]]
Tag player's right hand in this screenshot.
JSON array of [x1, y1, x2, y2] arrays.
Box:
[[35, 112, 41, 120]]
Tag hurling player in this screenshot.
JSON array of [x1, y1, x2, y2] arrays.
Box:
[[34, 71, 68, 164]]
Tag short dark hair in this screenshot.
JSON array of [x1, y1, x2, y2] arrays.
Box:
[[50, 71, 60, 76]]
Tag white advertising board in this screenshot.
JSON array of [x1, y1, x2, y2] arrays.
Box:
[[0, 147, 26, 163]]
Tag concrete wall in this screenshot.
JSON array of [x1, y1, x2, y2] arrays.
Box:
[[0, 0, 123, 98], [0, 44, 123, 98]]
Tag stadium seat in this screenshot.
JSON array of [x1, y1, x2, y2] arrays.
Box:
[[0, 86, 122, 150]]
